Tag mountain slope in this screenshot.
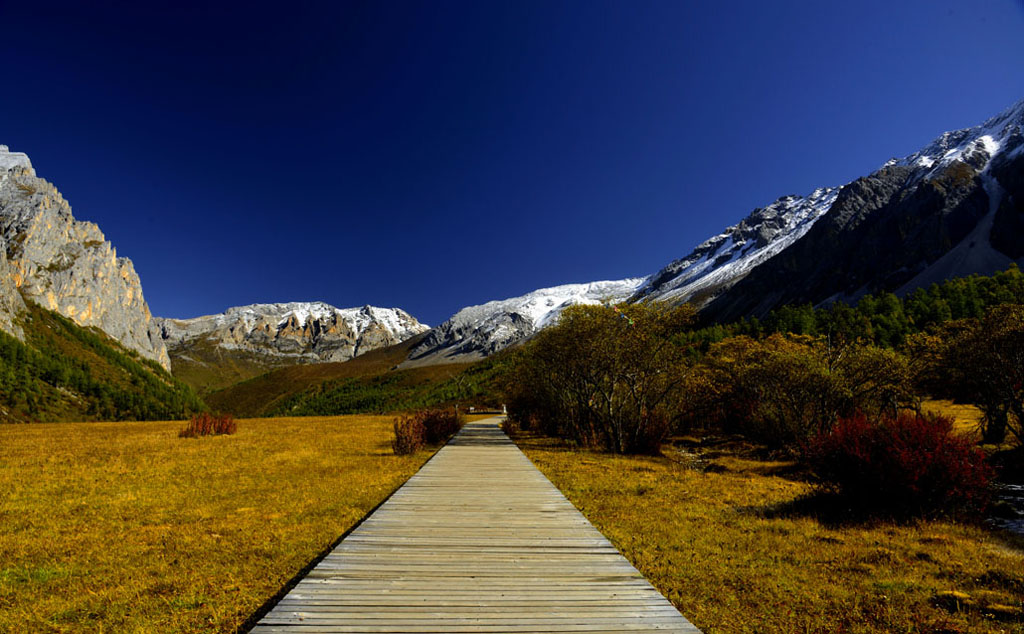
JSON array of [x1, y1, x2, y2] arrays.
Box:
[[158, 302, 430, 393], [0, 145, 169, 369], [634, 187, 840, 306], [203, 333, 500, 417], [702, 98, 1024, 321], [406, 278, 647, 365], [0, 298, 204, 423], [404, 98, 1024, 365]]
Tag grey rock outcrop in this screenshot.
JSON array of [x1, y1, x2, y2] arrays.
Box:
[[0, 146, 170, 369], [0, 235, 26, 338], [157, 302, 430, 363]]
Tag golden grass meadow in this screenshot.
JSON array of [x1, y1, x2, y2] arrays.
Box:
[[0, 415, 435, 633], [1, 406, 1021, 634], [514, 419, 1024, 634]]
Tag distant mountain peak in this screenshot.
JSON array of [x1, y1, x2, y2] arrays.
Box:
[[157, 301, 430, 365], [885, 98, 1024, 175]]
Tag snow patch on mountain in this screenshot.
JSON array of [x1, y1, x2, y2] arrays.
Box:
[[407, 278, 647, 364], [634, 187, 840, 306], [884, 98, 1024, 177]]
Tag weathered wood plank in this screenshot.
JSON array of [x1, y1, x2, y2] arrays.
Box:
[[250, 419, 700, 633]]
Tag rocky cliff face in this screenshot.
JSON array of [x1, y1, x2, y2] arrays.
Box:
[[0, 235, 26, 339], [0, 145, 170, 369], [157, 302, 430, 364]]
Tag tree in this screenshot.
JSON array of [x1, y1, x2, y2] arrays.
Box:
[[690, 334, 916, 448], [933, 305, 1024, 444], [505, 303, 696, 454]]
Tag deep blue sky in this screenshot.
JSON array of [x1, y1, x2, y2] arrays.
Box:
[[2, 1, 1023, 325]]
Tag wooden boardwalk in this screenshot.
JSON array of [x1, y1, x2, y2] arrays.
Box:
[[251, 418, 701, 633]]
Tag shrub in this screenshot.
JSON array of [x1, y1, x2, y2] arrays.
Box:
[[392, 408, 462, 455], [804, 411, 992, 517], [178, 413, 237, 438], [500, 417, 519, 436], [392, 416, 425, 455], [419, 408, 462, 444]]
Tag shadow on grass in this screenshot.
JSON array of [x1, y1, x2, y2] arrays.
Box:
[[742, 490, 1024, 553], [736, 490, 877, 528]]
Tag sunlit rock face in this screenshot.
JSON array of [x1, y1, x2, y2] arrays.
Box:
[[156, 302, 430, 363], [0, 146, 170, 369]]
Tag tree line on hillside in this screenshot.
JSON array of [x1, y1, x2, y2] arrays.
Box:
[[687, 264, 1024, 349], [267, 361, 503, 418], [0, 303, 205, 422]]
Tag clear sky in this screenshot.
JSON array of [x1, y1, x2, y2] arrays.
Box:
[[2, 1, 1023, 325]]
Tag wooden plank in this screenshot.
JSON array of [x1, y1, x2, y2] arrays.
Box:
[[250, 419, 700, 633]]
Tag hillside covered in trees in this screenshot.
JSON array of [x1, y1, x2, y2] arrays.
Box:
[[0, 300, 205, 423], [689, 264, 1024, 349]]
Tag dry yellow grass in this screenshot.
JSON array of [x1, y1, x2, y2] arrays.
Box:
[[515, 433, 1024, 634], [0, 415, 435, 633], [923, 398, 986, 437]]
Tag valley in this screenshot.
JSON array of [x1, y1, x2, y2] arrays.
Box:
[[1, 33, 1023, 634]]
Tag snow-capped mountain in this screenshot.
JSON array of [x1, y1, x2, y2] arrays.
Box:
[[702, 97, 1024, 321], [408, 97, 1024, 365], [885, 98, 1024, 175], [407, 278, 647, 364], [634, 187, 840, 306], [157, 302, 430, 364]]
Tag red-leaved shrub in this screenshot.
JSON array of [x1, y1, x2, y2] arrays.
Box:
[[804, 411, 992, 517], [392, 408, 463, 455], [179, 413, 237, 438], [392, 416, 426, 455], [419, 409, 462, 444]]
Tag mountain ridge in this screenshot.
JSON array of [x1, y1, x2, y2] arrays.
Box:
[[156, 301, 431, 392], [701, 97, 1024, 321], [401, 97, 1024, 363]]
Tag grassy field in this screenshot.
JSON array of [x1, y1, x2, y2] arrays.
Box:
[[0, 415, 437, 633], [514, 430, 1024, 634]]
